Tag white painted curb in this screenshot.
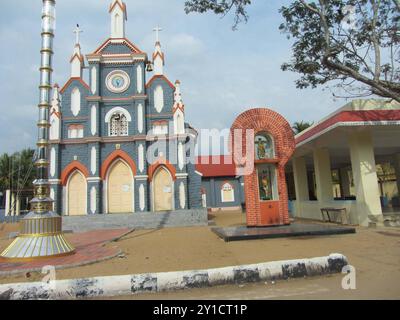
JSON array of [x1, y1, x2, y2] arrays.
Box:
[[0, 253, 348, 300]]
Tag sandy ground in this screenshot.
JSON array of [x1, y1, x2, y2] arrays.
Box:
[[0, 211, 399, 299]]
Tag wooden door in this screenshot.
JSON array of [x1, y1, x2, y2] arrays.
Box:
[[153, 167, 173, 211], [108, 161, 133, 214], [68, 171, 87, 216]]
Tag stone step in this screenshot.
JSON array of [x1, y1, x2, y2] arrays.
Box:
[[62, 209, 208, 233]]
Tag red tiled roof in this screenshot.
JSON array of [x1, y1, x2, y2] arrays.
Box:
[[296, 110, 400, 145], [195, 155, 237, 178]]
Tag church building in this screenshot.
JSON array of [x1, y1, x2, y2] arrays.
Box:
[[48, 0, 202, 216]]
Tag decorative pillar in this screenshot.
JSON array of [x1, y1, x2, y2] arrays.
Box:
[[313, 148, 333, 202], [87, 143, 101, 215], [175, 177, 188, 210], [135, 177, 149, 213], [349, 130, 382, 226], [1, 0, 74, 260]]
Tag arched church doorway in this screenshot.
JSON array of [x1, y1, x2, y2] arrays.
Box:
[[67, 170, 87, 216], [153, 166, 174, 212], [107, 160, 134, 214]]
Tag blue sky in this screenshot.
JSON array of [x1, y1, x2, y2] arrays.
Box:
[[0, 0, 345, 154]]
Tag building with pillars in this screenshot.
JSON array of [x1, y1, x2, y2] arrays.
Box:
[[287, 99, 400, 226], [49, 0, 202, 216]]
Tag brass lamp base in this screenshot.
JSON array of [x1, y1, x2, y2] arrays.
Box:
[[1, 211, 75, 260]]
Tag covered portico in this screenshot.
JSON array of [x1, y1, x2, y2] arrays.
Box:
[[288, 100, 400, 227]]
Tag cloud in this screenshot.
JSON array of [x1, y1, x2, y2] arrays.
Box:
[[168, 34, 205, 57]]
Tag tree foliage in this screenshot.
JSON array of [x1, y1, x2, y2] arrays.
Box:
[[184, 0, 252, 29], [292, 121, 314, 134], [280, 0, 400, 101], [0, 149, 36, 192], [184, 0, 400, 102]]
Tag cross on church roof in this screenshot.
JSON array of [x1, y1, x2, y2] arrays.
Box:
[[73, 24, 83, 45], [153, 25, 162, 43]]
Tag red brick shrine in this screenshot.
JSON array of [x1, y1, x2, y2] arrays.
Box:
[[230, 108, 295, 227]]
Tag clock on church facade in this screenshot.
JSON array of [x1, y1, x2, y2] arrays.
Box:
[[106, 70, 130, 93], [48, 0, 202, 217]]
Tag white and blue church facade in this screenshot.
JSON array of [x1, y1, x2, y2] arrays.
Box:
[[48, 0, 202, 216]]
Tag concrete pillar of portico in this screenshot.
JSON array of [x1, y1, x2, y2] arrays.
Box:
[[292, 157, 309, 218], [394, 154, 400, 197], [10, 192, 15, 216], [349, 130, 383, 226], [16, 197, 21, 216], [5, 189, 11, 217], [313, 148, 334, 203], [392, 154, 400, 208], [339, 167, 351, 198]]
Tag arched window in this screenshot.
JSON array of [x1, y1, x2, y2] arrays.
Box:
[[110, 113, 128, 136], [105, 107, 131, 137], [255, 133, 275, 160], [221, 182, 235, 203]]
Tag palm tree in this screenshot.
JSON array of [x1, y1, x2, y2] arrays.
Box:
[[292, 121, 313, 135], [0, 153, 12, 192], [14, 149, 36, 191], [0, 149, 36, 192]]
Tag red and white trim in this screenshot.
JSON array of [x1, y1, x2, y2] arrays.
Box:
[[296, 110, 400, 147]]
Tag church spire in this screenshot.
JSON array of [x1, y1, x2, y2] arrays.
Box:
[[49, 84, 61, 141], [152, 26, 165, 76], [174, 80, 184, 111], [109, 0, 127, 38], [173, 80, 186, 134], [51, 84, 61, 115], [70, 24, 84, 78]]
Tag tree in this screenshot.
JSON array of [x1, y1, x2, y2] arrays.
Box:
[[184, 0, 400, 102], [0, 153, 12, 192], [280, 0, 400, 102], [292, 121, 314, 134], [184, 0, 252, 30], [0, 149, 36, 192]]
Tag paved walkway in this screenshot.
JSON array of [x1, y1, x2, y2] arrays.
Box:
[[0, 228, 131, 276]]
